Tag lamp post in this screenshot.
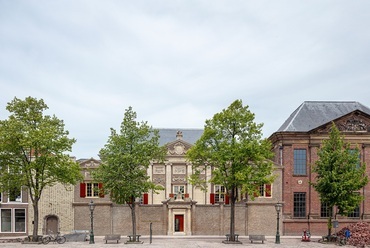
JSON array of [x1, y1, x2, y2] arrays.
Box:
[[88, 200, 96, 244], [275, 202, 282, 244]]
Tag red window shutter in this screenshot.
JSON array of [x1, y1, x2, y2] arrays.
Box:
[[265, 184, 272, 197], [80, 183, 86, 198], [210, 193, 215, 204], [98, 183, 104, 198], [225, 194, 230, 205], [143, 193, 148, 204]]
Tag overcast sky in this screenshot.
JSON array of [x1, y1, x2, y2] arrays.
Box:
[[1, 1, 370, 159]]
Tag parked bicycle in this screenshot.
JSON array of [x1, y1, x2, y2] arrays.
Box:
[[42, 231, 66, 244]]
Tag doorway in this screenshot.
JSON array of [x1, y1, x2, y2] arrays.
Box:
[[174, 215, 184, 232], [45, 215, 58, 234]]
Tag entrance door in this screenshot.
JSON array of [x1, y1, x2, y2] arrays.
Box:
[[174, 215, 184, 232], [46, 215, 58, 234]]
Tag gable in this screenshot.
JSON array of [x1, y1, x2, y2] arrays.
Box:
[[166, 140, 193, 156], [277, 101, 370, 132], [313, 111, 370, 133], [78, 158, 101, 168]]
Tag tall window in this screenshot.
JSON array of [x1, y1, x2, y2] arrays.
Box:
[[294, 192, 306, 218], [349, 149, 361, 168], [1, 209, 11, 232], [215, 185, 226, 203], [14, 209, 25, 232], [86, 183, 99, 197], [294, 149, 307, 175], [320, 202, 331, 218], [348, 205, 360, 218]]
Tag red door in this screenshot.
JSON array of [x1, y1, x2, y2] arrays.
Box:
[[174, 215, 184, 232]]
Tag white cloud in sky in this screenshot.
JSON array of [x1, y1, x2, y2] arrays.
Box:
[[1, 0, 370, 158]]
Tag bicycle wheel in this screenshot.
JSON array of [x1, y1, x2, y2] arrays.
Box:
[[42, 236, 50, 244], [57, 236, 66, 244]]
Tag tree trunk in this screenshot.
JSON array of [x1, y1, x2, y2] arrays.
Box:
[[229, 187, 236, 241], [131, 197, 137, 241], [32, 199, 39, 241]]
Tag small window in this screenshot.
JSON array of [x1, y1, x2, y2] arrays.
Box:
[[173, 185, 185, 200], [294, 149, 307, 175], [215, 185, 227, 203], [258, 184, 272, 198], [86, 183, 99, 197], [8, 188, 22, 202], [294, 192, 306, 218]]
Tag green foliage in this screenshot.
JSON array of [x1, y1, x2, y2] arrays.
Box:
[[0, 96, 82, 237], [187, 99, 275, 198], [312, 123, 368, 215], [92, 106, 166, 206], [312, 123, 368, 236]]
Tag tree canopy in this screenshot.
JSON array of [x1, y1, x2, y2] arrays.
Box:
[[186, 99, 275, 242], [312, 123, 368, 236], [92, 106, 166, 241], [0, 96, 82, 239]]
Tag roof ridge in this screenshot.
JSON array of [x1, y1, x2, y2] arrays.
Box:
[[281, 102, 305, 132]]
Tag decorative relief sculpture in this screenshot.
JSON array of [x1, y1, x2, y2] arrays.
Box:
[[173, 165, 186, 174], [153, 176, 165, 187], [172, 176, 186, 182], [154, 165, 165, 174], [168, 142, 186, 155], [338, 116, 368, 132]]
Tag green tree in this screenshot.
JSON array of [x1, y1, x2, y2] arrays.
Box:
[[0, 97, 82, 240], [186, 100, 275, 242], [92, 106, 166, 242], [312, 123, 368, 237]]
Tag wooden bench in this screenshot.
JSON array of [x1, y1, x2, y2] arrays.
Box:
[[127, 234, 141, 242], [225, 234, 239, 242], [104, 234, 121, 244], [249, 235, 266, 243]]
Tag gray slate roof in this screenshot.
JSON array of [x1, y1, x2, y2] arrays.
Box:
[[277, 101, 370, 132], [157, 128, 203, 146]]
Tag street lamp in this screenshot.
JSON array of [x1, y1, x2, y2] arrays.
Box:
[[275, 202, 283, 244], [88, 200, 96, 244]]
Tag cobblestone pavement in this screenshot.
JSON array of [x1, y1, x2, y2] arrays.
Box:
[[0, 236, 344, 248]]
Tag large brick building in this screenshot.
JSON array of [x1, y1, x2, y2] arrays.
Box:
[[269, 101, 370, 235]]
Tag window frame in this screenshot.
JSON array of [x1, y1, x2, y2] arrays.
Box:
[[293, 149, 307, 176], [86, 182, 99, 198], [258, 184, 272, 198], [214, 185, 226, 203], [0, 208, 26, 233], [293, 192, 306, 218]]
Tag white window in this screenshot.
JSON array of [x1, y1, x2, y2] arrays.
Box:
[[0, 209, 26, 233], [173, 185, 185, 200], [86, 183, 99, 197], [215, 185, 226, 203], [258, 184, 272, 198]]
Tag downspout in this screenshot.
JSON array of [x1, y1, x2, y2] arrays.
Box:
[[308, 143, 312, 231], [362, 144, 366, 220], [279, 144, 284, 235]]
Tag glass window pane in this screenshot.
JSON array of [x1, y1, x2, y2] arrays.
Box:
[[294, 192, 306, 218], [15, 209, 25, 232], [294, 149, 307, 175], [1, 209, 12, 232]]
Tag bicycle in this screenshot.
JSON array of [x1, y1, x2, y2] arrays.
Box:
[[42, 231, 66, 244]]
